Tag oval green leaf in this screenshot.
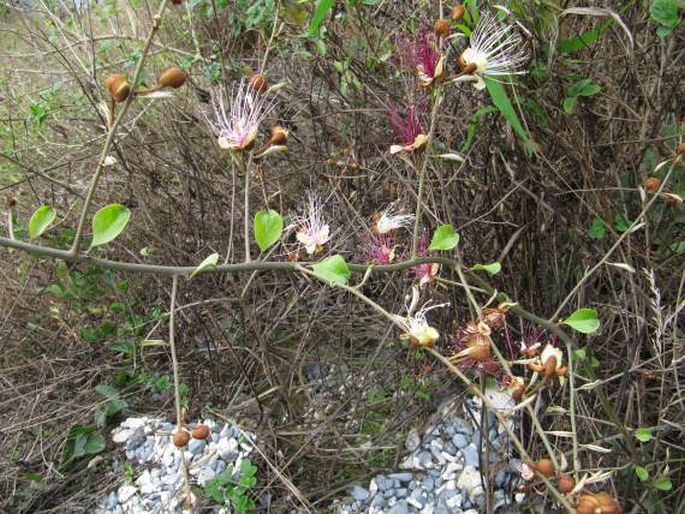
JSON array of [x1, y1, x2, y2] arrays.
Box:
[[472, 262, 501, 275], [29, 205, 56, 239], [429, 224, 460, 251], [312, 254, 350, 285], [653, 477, 672, 491], [254, 210, 283, 253], [189, 253, 219, 280], [90, 204, 130, 249], [634, 427, 652, 443], [562, 308, 600, 334], [635, 466, 649, 482]]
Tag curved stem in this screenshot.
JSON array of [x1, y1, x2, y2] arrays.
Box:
[[70, 0, 170, 255]]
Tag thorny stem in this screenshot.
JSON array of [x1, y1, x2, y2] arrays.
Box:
[[411, 89, 444, 258], [69, 0, 170, 255]]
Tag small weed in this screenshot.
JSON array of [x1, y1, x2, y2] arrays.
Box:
[[204, 458, 258, 513]]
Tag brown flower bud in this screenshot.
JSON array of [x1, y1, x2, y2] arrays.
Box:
[[557, 475, 575, 493], [269, 125, 288, 146], [106, 74, 131, 103], [644, 177, 660, 193], [191, 424, 210, 440], [158, 67, 186, 89], [543, 355, 557, 378], [434, 19, 451, 37], [595, 492, 621, 514], [6, 196, 17, 209], [469, 341, 491, 363], [482, 307, 506, 330], [677, 142, 685, 155], [452, 4, 465, 20], [249, 73, 267, 94], [576, 492, 620, 514], [172, 430, 190, 447], [171, 0, 182, 4], [533, 458, 555, 477]]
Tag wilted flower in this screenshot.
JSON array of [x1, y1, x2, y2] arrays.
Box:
[[397, 31, 446, 88], [450, 319, 500, 376], [373, 201, 414, 234], [364, 233, 398, 264], [403, 304, 445, 347], [206, 80, 276, 151], [528, 343, 566, 384], [389, 100, 429, 155], [411, 232, 440, 286], [294, 193, 331, 255], [457, 12, 527, 90]]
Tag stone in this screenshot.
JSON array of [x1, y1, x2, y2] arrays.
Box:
[[349, 485, 371, 502], [452, 433, 470, 449], [187, 438, 206, 455], [395, 488, 407, 498], [456, 466, 481, 495], [388, 472, 413, 483], [117, 485, 137, 504], [416, 451, 433, 469], [387, 501, 410, 514], [461, 444, 480, 468]]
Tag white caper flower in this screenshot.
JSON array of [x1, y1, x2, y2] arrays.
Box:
[[457, 12, 527, 90], [295, 193, 331, 255], [206, 80, 276, 151], [373, 202, 415, 234]]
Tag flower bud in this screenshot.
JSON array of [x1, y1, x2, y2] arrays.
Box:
[[6, 196, 17, 209], [191, 424, 210, 440], [644, 176, 660, 193], [172, 0, 182, 4], [172, 430, 190, 447], [533, 458, 555, 477], [158, 67, 186, 89], [269, 125, 288, 146], [434, 19, 451, 37], [249, 73, 267, 94], [106, 74, 131, 103], [576, 492, 620, 514], [557, 475, 575, 493], [678, 142, 685, 155], [452, 4, 465, 20]]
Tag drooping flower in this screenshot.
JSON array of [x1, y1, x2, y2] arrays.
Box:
[[457, 11, 527, 90], [397, 287, 448, 348], [372, 201, 414, 234], [397, 31, 446, 88], [363, 233, 398, 265], [450, 319, 500, 377], [411, 232, 440, 286], [205, 80, 276, 151], [389, 99, 429, 155], [294, 193, 331, 255]]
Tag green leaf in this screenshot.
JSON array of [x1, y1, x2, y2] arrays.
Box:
[[471, 262, 501, 275], [654, 477, 672, 491], [254, 210, 283, 252], [562, 96, 577, 114], [189, 253, 219, 280], [90, 204, 131, 249], [29, 205, 57, 239], [650, 0, 679, 27], [635, 466, 649, 482], [484, 77, 535, 152], [562, 308, 600, 334], [461, 105, 498, 153], [84, 432, 106, 454], [312, 254, 350, 284], [568, 78, 601, 98], [429, 224, 460, 251], [95, 384, 120, 399], [588, 217, 607, 239], [308, 0, 335, 36], [635, 427, 653, 443]]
